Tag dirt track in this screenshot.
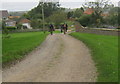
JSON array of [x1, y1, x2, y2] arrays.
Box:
[[3, 34, 97, 82]]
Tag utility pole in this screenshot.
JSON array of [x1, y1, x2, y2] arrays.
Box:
[[41, 0, 45, 33]]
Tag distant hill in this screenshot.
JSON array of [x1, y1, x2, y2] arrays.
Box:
[[9, 11, 27, 16], [64, 8, 76, 12]]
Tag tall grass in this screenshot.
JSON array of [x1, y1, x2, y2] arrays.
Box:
[[2, 32, 48, 65], [70, 32, 118, 82]]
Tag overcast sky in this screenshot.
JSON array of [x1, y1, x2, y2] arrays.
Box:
[[0, 0, 119, 12]]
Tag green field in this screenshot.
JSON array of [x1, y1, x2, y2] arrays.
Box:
[[2, 32, 48, 65], [70, 32, 118, 82]]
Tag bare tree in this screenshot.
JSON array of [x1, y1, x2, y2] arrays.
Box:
[[83, 0, 113, 27]]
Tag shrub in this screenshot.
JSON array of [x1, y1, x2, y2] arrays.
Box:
[[16, 24, 22, 29], [30, 19, 43, 29], [77, 14, 92, 27], [6, 26, 17, 30]]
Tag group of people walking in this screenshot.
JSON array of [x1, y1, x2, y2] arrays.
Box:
[[49, 23, 68, 35]]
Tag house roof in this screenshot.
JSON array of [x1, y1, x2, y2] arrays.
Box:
[[101, 13, 109, 17], [84, 8, 109, 17], [19, 19, 31, 23], [8, 16, 20, 19], [0, 10, 9, 18], [84, 8, 94, 15]]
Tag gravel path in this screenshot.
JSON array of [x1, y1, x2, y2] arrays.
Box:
[[3, 34, 97, 82]]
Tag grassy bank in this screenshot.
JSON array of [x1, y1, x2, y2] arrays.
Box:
[[2, 32, 48, 65], [70, 32, 118, 82]]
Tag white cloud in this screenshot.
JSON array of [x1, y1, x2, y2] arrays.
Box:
[[60, 0, 84, 2], [1, 0, 119, 11], [2, 0, 119, 2], [1, 0, 60, 2], [1, 0, 39, 2], [3, 0, 69, 2]]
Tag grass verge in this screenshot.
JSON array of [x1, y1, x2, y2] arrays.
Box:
[[70, 32, 118, 82], [2, 32, 48, 66]]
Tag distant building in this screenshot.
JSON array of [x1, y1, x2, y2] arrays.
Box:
[[84, 8, 94, 15], [5, 20, 16, 27], [8, 16, 20, 19], [84, 8, 109, 17], [0, 10, 9, 20], [19, 19, 32, 29], [101, 13, 109, 17]]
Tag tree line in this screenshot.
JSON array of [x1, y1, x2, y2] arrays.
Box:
[[67, 0, 119, 28], [21, 0, 119, 29], [22, 2, 67, 29]]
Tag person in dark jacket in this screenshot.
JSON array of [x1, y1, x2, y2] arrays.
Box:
[[49, 24, 54, 35], [63, 23, 68, 34]]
